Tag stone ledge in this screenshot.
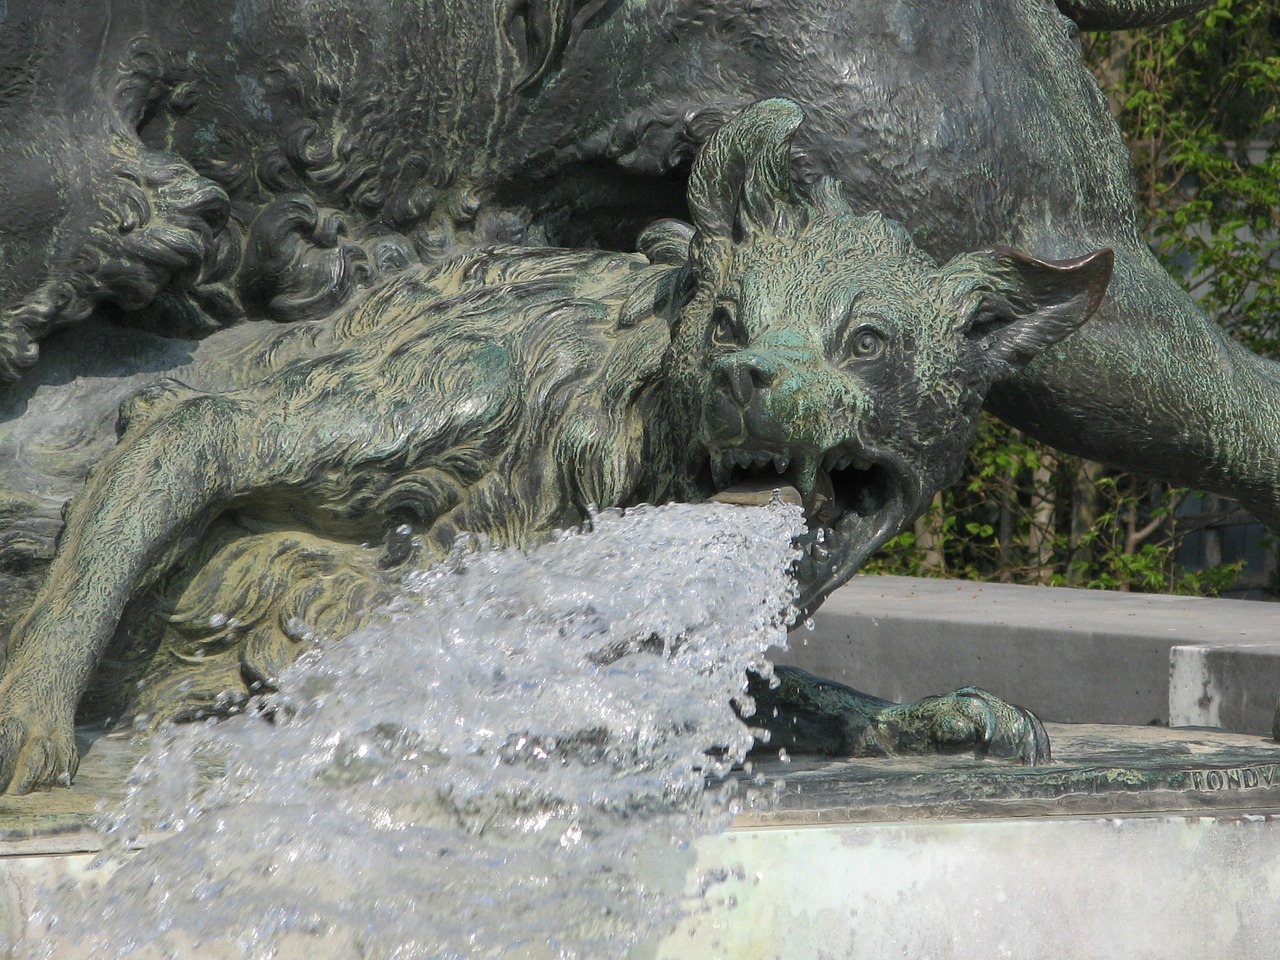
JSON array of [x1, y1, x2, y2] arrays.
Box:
[[646, 810, 1280, 960], [737, 722, 1280, 824]]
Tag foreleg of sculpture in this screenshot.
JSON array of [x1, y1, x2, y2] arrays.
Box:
[[989, 242, 1280, 535], [0, 382, 385, 793], [743, 666, 1050, 764]]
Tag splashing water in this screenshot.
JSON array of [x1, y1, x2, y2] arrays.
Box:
[[25, 501, 803, 959]]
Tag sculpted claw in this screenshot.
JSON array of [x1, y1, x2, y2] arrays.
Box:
[[11, 738, 58, 795], [1, 728, 78, 795], [746, 666, 1050, 764], [870, 687, 1051, 765], [947, 688, 1051, 764], [0, 682, 81, 794]]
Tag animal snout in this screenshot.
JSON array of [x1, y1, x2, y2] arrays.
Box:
[[714, 353, 779, 407]]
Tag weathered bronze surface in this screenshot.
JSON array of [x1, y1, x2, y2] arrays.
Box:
[[746, 665, 1051, 764], [0, 101, 1110, 792], [3, 0, 1271, 795], [741, 723, 1280, 825], [4, 0, 1271, 535]]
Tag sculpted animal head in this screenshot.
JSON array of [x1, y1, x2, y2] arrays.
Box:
[[659, 100, 1113, 609]]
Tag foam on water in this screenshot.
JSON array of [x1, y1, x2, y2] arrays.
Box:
[[26, 501, 803, 959]]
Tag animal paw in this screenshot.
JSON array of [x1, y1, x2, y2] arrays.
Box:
[[0, 696, 79, 794], [867, 687, 1050, 764]]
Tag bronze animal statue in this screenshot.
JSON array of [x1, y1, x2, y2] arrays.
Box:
[[0, 101, 1111, 793], [0, 0, 1273, 540]]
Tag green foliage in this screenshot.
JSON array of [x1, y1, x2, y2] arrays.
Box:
[[1097, 0, 1280, 354], [863, 413, 1247, 594]]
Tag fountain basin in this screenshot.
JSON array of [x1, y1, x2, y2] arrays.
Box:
[[6, 726, 1280, 958], [6, 575, 1280, 959], [651, 799, 1280, 959]]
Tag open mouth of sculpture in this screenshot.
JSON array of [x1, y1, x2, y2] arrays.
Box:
[[708, 444, 910, 608]]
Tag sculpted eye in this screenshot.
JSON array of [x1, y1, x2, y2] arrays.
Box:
[[711, 302, 744, 350], [849, 325, 886, 360]]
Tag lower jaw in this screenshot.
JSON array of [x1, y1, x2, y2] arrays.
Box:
[[703, 472, 909, 611], [792, 504, 908, 614]]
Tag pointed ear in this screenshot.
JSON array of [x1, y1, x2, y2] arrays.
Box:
[[963, 246, 1114, 379], [687, 98, 805, 243]]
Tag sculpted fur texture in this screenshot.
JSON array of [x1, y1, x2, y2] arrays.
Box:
[[4, 0, 1276, 565], [0, 102, 1110, 792]]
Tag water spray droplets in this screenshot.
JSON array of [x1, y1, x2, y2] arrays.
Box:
[[31, 501, 805, 959]]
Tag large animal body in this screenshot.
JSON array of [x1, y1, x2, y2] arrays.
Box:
[[0, 101, 1110, 792], [1, 0, 1272, 538]]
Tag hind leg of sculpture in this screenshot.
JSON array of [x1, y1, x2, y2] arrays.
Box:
[[1059, 0, 1214, 30], [744, 666, 1050, 764], [988, 242, 1280, 534]]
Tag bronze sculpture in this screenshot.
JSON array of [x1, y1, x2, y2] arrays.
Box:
[[0, 1, 1266, 523], [0, 0, 1266, 793], [0, 100, 1110, 792]]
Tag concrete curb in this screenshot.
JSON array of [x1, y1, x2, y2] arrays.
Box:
[[778, 574, 1280, 731]]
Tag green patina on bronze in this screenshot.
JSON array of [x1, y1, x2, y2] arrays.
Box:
[[745, 667, 1051, 763], [2, 0, 1274, 547], [6, 0, 1271, 798], [0, 101, 1111, 793], [743, 722, 1280, 825]]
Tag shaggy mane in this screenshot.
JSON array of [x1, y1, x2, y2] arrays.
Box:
[[86, 246, 680, 725]]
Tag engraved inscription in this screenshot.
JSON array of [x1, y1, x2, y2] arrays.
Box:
[[1188, 765, 1276, 792]]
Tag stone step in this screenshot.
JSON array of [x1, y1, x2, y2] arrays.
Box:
[[1170, 642, 1280, 732], [778, 574, 1280, 732], [644, 725, 1280, 959]]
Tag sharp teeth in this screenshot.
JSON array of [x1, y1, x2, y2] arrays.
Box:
[[794, 457, 818, 499], [734, 451, 753, 468], [808, 465, 835, 522], [753, 451, 770, 468], [800, 535, 829, 560], [711, 453, 732, 488], [834, 454, 853, 471], [821, 450, 838, 473], [774, 454, 789, 474]]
